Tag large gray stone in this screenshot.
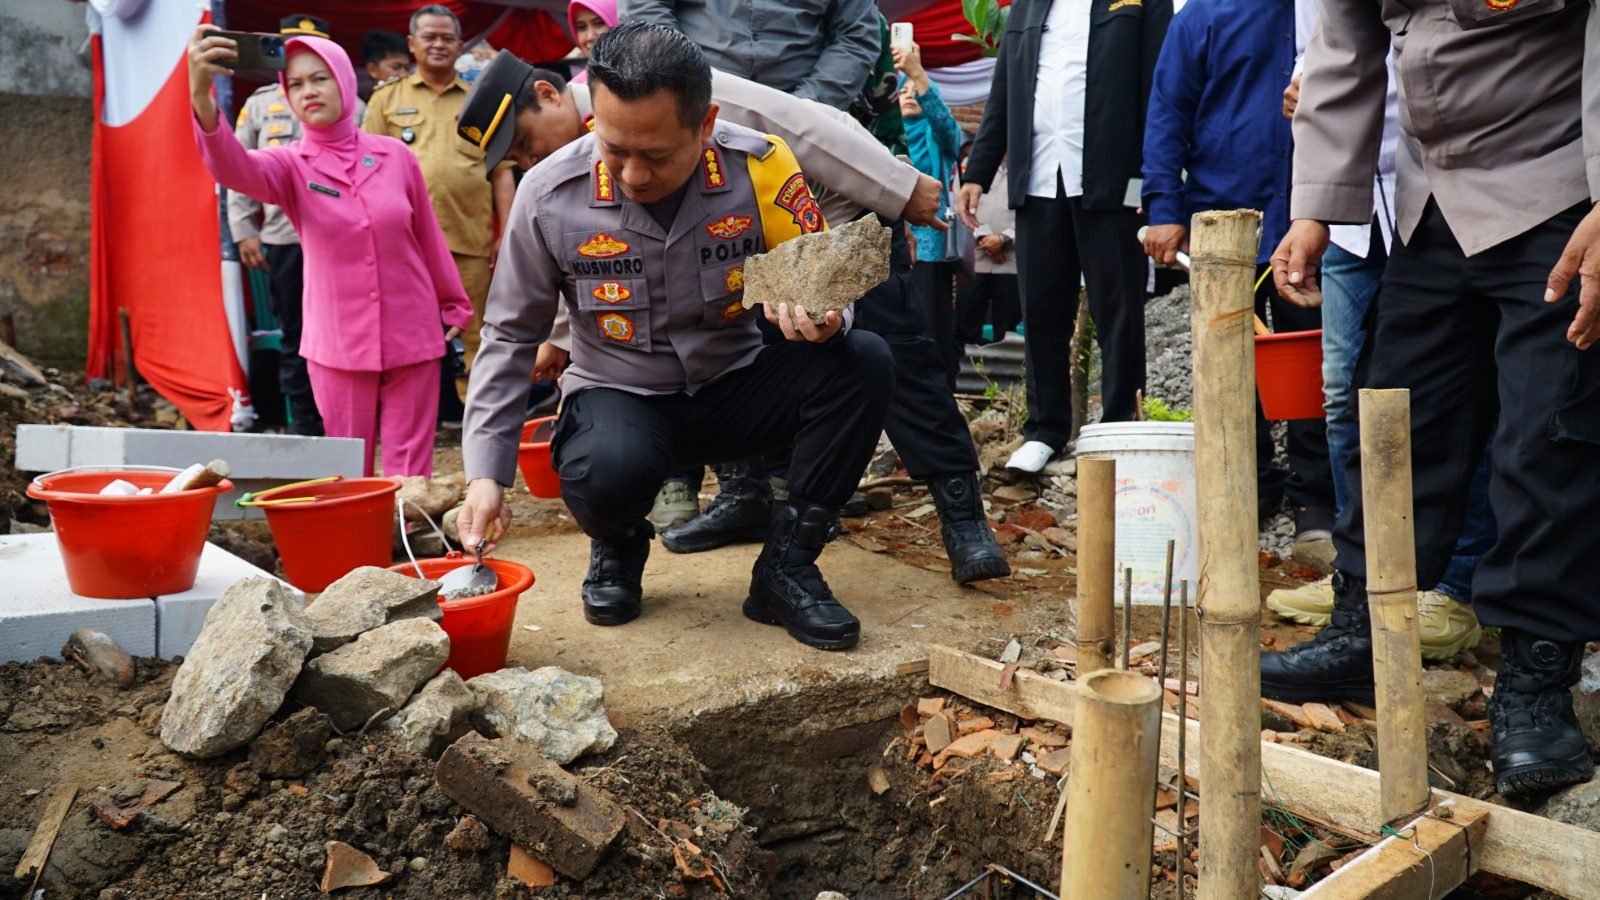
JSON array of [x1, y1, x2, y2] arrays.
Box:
[[305, 566, 442, 653], [160, 578, 313, 758], [293, 618, 450, 731], [1536, 777, 1600, 833], [467, 667, 618, 765], [742, 216, 890, 323], [1575, 650, 1600, 753], [384, 669, 476, 757]]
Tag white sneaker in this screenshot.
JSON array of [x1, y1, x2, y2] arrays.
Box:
[[1005, 441, 1055, 473]]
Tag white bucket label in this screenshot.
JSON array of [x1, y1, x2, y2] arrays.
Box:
[[1113, 477, 1197, 604]]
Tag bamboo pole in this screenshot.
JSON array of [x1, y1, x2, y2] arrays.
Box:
[[1358, 388, 1430, 822], [1076, 455, 1117, 674], [1188, 209, 1263, 900], [1060, 669, 1162, 900]]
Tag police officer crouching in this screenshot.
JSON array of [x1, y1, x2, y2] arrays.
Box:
[[455, 23, 894, 650]]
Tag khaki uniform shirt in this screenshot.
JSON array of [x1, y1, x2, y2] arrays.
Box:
[[229, 84, 302, 246], [363, 73, 508, 258], [1292, 0, 1599, 256], [462, 121, 842, 486]]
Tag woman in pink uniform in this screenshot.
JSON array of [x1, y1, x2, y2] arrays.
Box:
[[565, 0, 616, 85], [187, 28, 471, 477]]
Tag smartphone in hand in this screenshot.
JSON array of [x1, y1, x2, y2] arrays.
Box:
[[890, 22, 914, 51], [214, 30, 289, 71]]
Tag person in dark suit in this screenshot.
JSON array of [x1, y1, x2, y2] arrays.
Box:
[[958, 0, 1171, 473]]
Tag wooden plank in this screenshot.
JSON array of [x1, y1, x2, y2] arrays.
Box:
[[926, 645, 1600, 899], [926, 644, 1080, 727], [1299, 803, 1488, 899], [13, 783, 77, 881]]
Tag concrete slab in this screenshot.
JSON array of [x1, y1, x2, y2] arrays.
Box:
[[491, 526, 1059, 724], [0, 535, 155, 662], [155, 542, 302, 658], [14, 424, 366, 519], [0, 533, 296, 663]]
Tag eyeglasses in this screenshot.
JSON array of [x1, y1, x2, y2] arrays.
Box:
[[412, 32, 461, 45]]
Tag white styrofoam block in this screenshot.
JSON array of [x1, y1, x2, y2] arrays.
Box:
[[0, 534, 156, 663], [155, 542, 300, 659], [15, 424, 365, 479], [15, 424, 367, 520]]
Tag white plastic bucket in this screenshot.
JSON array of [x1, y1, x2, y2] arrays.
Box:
[[1075, 422, 1197, 605]]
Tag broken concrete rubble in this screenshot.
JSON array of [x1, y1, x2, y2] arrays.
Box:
[[293, 618, 450, 731], [383, 669, 477, 757], [305, 565, 443, 653], [468, 666, 618, 765], [434, 732, 626, 879], [248, 707, 333, 777], [160, 578, 313, 758]]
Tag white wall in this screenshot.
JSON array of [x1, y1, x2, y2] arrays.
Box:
[[0, 0, 93, 98]]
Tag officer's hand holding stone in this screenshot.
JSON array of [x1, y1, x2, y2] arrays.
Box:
[[766, 303, 842, 343]]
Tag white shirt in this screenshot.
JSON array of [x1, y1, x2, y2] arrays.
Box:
[[1294, 0, 1397, 257], [1027, 0, 1091, 198]]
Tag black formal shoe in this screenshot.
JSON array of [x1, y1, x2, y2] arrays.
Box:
[[744, 501, 860, 650], [581, 523, 652, 626], [1260, 571, 1376, 704], [1489, 630, 1595, 799], [840, 491, 871, 518], [660, 461, 771, 554], [928, 472, 1011, 584]]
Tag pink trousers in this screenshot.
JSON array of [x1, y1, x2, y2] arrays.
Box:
[[306, 358, 440, 477]]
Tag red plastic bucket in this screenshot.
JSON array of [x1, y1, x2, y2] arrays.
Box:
[[1256, 329, 1326, 420], [255, 477, 401, 592], [27, 467, 233, 599], [517, 417, 561, 499], [389, 555, 535, 679]]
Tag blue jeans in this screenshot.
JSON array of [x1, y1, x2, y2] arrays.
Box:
[[1322, 239, 1497, 602]]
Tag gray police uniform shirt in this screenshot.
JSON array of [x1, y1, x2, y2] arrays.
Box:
[[620, 0, 881, 110], [462, 121, 848, 487], [542, 71, 920, 350], [228, 84, 369, 246], [228, 84, 302, 246]]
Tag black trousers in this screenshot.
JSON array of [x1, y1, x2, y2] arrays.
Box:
[[264, 243, 322, 436], [1256, 268, 1333, 514], [1014, 188, 1146, 445], [910, 259, 960, 391], [956, 273, 1022, 344], [552, 333, 894, 541], [1333, 200, 1600, 642]]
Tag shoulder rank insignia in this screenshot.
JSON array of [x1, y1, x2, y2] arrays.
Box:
[[594, 160, 615, 202], [578, 232, 629, 258], [775, 173, 825, 234], [701, 146, 726, 190], [583, 114, 596, 133], [706, 214, 753, 240], [592, 281, 632, 304], [597, 312, 635, 342]]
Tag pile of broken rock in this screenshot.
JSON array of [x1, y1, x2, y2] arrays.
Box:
[[159, 569, 627, 885]]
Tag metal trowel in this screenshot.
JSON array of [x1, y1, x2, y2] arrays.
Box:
[[439, 539, 496, 597]]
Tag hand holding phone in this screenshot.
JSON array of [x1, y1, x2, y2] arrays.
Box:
[[891, 22, 914, 52], [214, 30, 289, 71]]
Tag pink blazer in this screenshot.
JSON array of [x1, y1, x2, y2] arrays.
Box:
[[194, 117, 472, 372]]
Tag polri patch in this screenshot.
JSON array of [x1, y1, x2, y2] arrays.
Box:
[[592, 281, 632, 304], [577, 232, 629, 258], [597, 312, 635, 342], [775, 173, 825, 234], [706, 214, 753, 240]]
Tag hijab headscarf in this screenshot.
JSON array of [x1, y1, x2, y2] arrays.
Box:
[[566, 0, 618, 84], [280, 36, 362, 171]]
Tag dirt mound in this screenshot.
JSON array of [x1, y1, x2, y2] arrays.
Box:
[[0, 659, 768, 899]]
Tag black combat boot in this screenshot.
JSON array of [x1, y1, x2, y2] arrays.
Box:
[[660, 461, 772, 553], [744, 500, 860, 650], [1260, 570, 1376, 704], [581, 521, 653, 626], [928, 472, 1012, 584], [1489, 630, 1594, 798]]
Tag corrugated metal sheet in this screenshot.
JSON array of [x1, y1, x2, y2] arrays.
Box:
[[956, 332, 1026, 395]]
